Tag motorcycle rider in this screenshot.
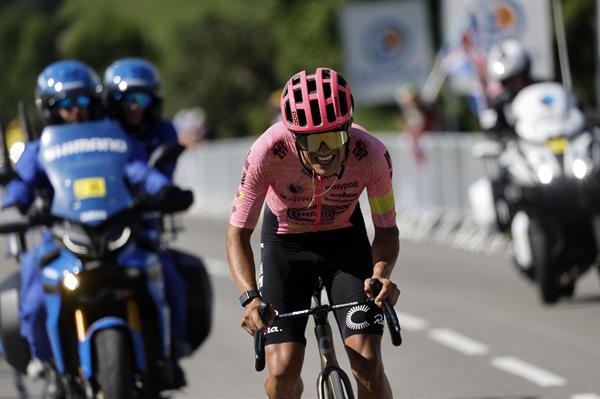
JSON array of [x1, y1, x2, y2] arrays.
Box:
[[480, 39, 535, 139], [103, 58, 191, 382], [477, 39, 536, 235], [226, 67, 400, 398], [2, 60, 187, 396]]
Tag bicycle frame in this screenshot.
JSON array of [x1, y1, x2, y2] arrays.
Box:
[[311, 282, 355, 399]]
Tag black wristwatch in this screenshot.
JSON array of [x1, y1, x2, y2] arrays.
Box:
[[239, 289, 261, 307]]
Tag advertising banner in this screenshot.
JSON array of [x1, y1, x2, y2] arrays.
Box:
[[339, 1, 433, 105]]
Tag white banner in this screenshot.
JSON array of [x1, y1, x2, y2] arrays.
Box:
[[442, 0, 554, 80], [339, 0, 433, 105]]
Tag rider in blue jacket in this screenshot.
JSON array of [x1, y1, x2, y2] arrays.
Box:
[[2, 60, 178, 396], [103, 58, 191, 382]]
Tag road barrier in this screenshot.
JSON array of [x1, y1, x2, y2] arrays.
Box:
[[174, 132, 510, 254]]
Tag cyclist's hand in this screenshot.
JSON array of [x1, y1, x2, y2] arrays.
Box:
[[241, 298, 275, 336], [364, 277, 400, 307]]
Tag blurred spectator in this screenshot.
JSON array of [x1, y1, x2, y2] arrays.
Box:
[[173, 107, 208, 147], [267, 89, 282, 124], [395, 84, 437, 166]]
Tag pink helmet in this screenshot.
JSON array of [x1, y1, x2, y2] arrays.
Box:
[[280, 67, 353, 134]]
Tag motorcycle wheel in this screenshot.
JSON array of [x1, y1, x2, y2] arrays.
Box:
[[94, 328, 136, 399], [529, 223, 560, 304]]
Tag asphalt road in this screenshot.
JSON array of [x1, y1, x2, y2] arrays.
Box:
[[1, 215, 599, 399]]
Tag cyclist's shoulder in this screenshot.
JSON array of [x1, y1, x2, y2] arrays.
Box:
[[347, 124, 390, 161], [247, 122, 294, 163]]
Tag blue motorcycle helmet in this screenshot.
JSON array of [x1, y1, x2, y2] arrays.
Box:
[[103, 58, 163, 135], [35, 60, 103, 126]]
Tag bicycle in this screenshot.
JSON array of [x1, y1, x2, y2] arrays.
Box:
[[254, 278, 402, 399]]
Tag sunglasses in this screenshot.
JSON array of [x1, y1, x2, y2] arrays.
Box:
[[120, 92, 152, 108], [295, 130, 349, 152], [57, 96, 91, 110]]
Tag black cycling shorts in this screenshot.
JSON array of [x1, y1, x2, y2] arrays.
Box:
[[259, 204, 384, 346]]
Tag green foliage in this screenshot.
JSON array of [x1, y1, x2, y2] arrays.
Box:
[[0, 0, 597, 137]]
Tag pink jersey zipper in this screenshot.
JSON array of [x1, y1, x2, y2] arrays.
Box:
[[313, 176, 324, 232]]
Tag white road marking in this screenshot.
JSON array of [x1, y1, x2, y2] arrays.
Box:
[[428, 328, 489, 355], [571, 394, 600, 399], [492, 356, 566, 387], [203, 257, 230, 277], [395, 312, 429, 331]]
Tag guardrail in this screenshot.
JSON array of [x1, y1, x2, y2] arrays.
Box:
[[173, 132, 510, 254]]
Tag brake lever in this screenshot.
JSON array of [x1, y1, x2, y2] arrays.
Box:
[[254, 302, 270, 371], [369, 279, 402, 346]]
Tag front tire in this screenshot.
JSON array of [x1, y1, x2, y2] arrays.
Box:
[[94, 328, 136, 399], [529, 223, 560, 304]]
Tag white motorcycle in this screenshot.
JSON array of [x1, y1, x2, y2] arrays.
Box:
[[470, 82, 600, 304]]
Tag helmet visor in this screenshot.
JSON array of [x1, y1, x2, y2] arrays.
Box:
[[57, 95, 91, 110], [121, 92, 152, 108], [295, 130, 348, 152]]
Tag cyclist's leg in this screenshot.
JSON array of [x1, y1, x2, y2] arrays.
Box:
[[324, 212, 391, 399], [260, 208, 319, 398], [264, 343, 305, 399]]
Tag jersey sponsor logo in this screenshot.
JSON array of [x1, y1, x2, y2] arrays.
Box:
[[330, 180, 359, 190], [42, 137, 128, 163], [288, 184, 305, 194], [384, 151, 393, 178], [240, 170, 247, 186], [272, 140, 288, 159], [352, 140, 368, 161], [267, 326, 283, 334], [287, 204, 349, 223], [345, 305, 371, 330]]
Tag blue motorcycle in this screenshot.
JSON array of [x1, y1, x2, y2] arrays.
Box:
[[0, 120, 211, 398]]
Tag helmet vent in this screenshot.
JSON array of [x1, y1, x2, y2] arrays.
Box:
[[285, 102, 293, 124], [310, 100, 322, 126], [292, 75, 301, 85], [339, 91, 348, 115], [294, 89, 303, 103], [322, 69, 331, 79], [297, 109, 307, 126], [307, 78, 317, 94], [324, 83, 332, 99], [337, 75, 347, 87], [326, 103, 336, 123]]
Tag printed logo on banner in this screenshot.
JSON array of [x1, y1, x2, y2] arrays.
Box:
[[361, 18, 412, 64], [480, 0, 527, 43]]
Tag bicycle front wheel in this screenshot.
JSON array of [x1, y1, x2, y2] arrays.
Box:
[[318, 369, 355, 399]]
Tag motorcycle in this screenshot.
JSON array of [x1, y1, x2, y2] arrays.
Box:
[[0, 120, 212, 398], [469, 82, 600, 304]]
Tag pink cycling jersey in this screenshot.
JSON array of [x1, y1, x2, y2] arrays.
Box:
[[230, 121, 396, 234]]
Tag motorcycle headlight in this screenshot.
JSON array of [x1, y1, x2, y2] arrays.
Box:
[[63, 272, 80, 291], [537, 165, 553, 184], [572, 159, 588, 179]]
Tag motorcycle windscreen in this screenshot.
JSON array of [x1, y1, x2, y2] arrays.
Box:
[[38, 120, 134, 226]]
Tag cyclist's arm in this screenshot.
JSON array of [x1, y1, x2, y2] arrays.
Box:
[[226, 225, 258, 294], [365, 147, 401, 305], [372, 225, 400, 279]]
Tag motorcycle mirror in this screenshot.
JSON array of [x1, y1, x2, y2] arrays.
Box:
[[147, 143, 185, 169], [0, 116, 15, 185]]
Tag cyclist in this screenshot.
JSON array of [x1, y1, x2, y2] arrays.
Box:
[[2, 60, 185, 396], [104, 58, 191, 382], [480, 39, 535, 139], [226, 67, 400, 399]]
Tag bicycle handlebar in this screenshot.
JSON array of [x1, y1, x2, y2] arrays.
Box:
[[369, 279, 402, 347], [253, 278, 402, 372]]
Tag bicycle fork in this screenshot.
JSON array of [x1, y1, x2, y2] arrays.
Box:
[[313, 311, 355, 399]]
